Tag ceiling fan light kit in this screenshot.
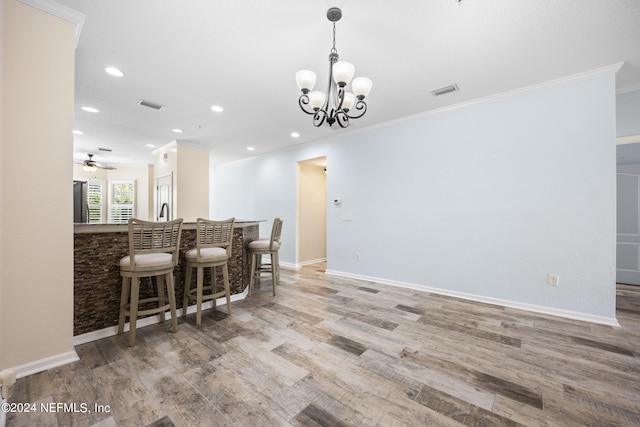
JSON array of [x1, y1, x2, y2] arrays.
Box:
[[81, 153, 116, 171], [296, 7, 372, 128]]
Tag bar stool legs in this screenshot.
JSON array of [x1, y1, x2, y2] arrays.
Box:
[[117, 273, 178, 347], [247, 218, 283, 297]]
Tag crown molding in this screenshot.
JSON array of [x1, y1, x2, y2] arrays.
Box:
[[18, 0, 85, 48], [377, 63, 626, 132]]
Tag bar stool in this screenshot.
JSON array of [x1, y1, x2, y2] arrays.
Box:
[[248, 217, 283, 296], [118, 218, 183, 346], [183, 217, 235, 325]]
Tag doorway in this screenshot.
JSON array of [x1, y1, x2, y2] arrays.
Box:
[[297, 156, 327, 267], [616, 141, 640, 286]]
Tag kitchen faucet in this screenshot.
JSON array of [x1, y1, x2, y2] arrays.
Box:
[[159, 202, 169, 220]]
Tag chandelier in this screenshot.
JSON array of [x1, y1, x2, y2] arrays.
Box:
[[296, 7, 372, 128]]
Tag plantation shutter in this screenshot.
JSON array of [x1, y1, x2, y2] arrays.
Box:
[[109, 180, 135, 224], [87, 180, 104, 224]]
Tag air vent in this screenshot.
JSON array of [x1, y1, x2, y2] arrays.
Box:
[[431, 84, 459, 96], [98, 147, 112, 152], [138, 99, 164, 110]]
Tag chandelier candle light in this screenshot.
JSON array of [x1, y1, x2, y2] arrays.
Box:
[[296, 7, 372, 128]]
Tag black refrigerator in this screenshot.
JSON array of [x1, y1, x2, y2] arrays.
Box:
[[73, 180, 88, 223]]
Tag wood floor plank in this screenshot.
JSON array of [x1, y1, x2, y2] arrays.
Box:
[[414, 382, 524, 427], [226, 335, 310, 386], [316, 316, 406, 357], [288, 352, 459, 427], [562, 384, 640, 425], [137, 364, 223, 427], [400, 347, 543, 410], [325, 304, 400, 330], [292, 403, 351, 427], [4, 395, 59, 427], [209, 341, 310, 421], [192, 368, 291, 427], [92, 358, 167, 427], [364, 348, 498, 411], [504, 343, 640, 406], [289, 374, 375, 426], [8, 371, 52, 404], [417, 314, 522, 348]]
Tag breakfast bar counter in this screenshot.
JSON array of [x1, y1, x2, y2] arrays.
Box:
[[73, 220, 261, 336]]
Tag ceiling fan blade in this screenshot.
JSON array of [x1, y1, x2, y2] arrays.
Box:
[[94, 161, 115, 170], [76, 154, 117, 170]]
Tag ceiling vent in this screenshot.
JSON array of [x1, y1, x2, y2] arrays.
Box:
[[431, 84, 459, 96], [138, 99, 164, 110], [98, 147, 112, 152]]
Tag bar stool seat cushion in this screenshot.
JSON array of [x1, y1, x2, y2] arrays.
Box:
[[120, 253, 173, 269], [185, 247, 228, 262], [248, 240, 280, 251]]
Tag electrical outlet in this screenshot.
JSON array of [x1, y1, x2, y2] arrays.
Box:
[[547, 274, 559, 287], [355, 252, 361, 261]]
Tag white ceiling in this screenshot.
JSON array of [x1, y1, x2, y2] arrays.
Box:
[[56, 0, 640, 167]]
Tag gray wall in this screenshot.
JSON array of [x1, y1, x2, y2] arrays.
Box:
[[212, 72, 617, 322]]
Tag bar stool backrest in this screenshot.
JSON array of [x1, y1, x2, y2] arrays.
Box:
[[195, 217, 236, 260], [269, 217, 284, 251], [128, 218, 184, 269]]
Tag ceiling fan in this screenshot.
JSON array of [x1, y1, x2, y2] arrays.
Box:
[[77, 154, 116, 171]]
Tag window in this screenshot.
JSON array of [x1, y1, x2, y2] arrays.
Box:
[[109, 180, 135, 224], [87, 180, 104, 224]]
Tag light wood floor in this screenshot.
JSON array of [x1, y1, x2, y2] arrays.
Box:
[[6, 264, 640, 426]]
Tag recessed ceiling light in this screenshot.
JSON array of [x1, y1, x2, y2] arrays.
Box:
[[211, 105, 224, 113], [246, 146, 255, 151], [172, 128, 183, 133], [105, 67, 124, 77], [81, 106, 99, 113], [291, 132, 300, 138], [146, 144, 155, 148], [72, 130, 84, 135]]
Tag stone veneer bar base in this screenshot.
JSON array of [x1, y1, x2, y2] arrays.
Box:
[[73, 222, 260, 336]]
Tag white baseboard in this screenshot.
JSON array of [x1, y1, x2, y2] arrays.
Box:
[[280, 258, 325, 270], [11, 350, 80, 379], [73, 288, 249, 346], [325, 269, 620, 328], [298, 258, 327, 267], [279, 261, 299, 270]]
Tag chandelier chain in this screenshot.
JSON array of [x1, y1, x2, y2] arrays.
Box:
[[331, 22, 337, 55]]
